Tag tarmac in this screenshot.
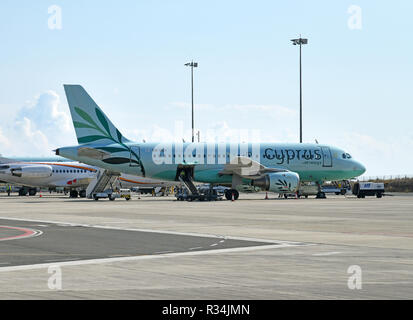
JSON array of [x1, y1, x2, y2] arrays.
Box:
[[0, 192, 412, 299]]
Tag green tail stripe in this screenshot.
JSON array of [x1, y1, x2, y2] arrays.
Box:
[[73, 121, 97, 130], [97, 146, 128, 153], [78, 135, 109, 143], [74, 107, 100, 130], [95, 108, 111, 136]]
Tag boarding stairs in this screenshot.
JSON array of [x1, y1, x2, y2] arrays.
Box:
[[178, 175, 199, 196], [86, 169, 120, 199]]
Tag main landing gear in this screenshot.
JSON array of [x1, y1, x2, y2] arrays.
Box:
[[316, 182, 326, 199], [18, 187, 37, 196], [69, 190, 87, 198], [224, 189, 239, 201]]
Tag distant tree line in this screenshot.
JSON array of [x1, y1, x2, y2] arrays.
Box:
[[371, 177, 413, 193]]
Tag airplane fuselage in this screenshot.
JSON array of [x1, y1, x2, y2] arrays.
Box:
[[0, 162, 96, 189], [57, 142, 366, 185]]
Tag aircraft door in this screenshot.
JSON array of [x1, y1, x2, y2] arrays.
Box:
[[321, 146, 332, 167]]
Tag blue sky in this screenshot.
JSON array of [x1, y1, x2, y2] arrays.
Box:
[[0, 0, 412, 176]]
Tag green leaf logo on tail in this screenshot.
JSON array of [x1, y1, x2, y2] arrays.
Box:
[[73, 107, 145, 176]]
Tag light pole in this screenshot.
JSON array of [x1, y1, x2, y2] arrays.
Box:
[[185, 61, 198, 143], [291, 37, 308, 143]]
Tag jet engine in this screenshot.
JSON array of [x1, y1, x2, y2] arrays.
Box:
[[252, 172, 300, 193], [10, 165, 53, 178]]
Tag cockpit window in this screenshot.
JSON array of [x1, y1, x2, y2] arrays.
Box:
[[346, 153, 352, 159], [342, 153, 346, 159]]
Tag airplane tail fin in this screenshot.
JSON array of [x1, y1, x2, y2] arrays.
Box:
[[63, 85, 129, 145]]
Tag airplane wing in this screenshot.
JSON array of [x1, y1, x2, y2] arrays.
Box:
[[219, 156, 288, 179]]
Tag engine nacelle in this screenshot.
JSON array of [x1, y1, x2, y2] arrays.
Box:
[[252, 172, 300, 193], [10, 165, 53, 178]]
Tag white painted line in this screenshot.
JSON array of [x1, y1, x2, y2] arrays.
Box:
[[0, 242, 306, 273], [189, 247, 203, 250], [0, 216, 309, 246], [312, 252, 342, 256], [0, 226, 43, 242], [210, 243, 218, 247]]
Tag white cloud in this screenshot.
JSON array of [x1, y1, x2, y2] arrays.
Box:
[[0, 127, 11, 149], [168, 102, 215, 111], [124, 125, 177, 143], [225, 104, 297, 118], [167, 102, 296, 119], [0, 91, 76, 157]]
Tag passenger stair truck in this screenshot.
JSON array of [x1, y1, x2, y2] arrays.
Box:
[[86, 168, 122, 200], [177, 167, 200, 200]]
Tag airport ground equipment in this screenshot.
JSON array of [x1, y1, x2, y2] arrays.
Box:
[[323, 180, 351, 195], [177, 172, 199, 196], [297, 183, 319, 198], [86, 168, 120, 200], [119, 188, 131, 200], [175, 185, 223, 201], [352, 182, 385, 198]]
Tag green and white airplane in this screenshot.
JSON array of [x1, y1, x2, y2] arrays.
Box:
[[56, 85, 366, 200]]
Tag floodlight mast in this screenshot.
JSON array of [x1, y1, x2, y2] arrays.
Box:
[[185, 61, 198, 143], [291, 37, 308, 143]]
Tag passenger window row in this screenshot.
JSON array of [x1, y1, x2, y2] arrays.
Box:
[[52, 169, 88, 173]]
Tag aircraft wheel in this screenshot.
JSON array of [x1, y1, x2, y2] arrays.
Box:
[[79, 190, 86, 198], [69, 190, 78, 198], [233, 190, 239, 200], [316, 192, 326, 199], [225, 189, 239, 200], [28, 188, 37, 196]]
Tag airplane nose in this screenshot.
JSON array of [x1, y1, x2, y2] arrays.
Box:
[[359, 162, 366, 175], [354, 161, 366, 176]]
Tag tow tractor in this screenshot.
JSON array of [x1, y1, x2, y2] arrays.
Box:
[[175, 185, 223, 201], [92, 188, 131, 201]]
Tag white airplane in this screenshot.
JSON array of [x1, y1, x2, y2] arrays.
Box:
[[0, 156, 95, 197], [0, 156, 177, 197]]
